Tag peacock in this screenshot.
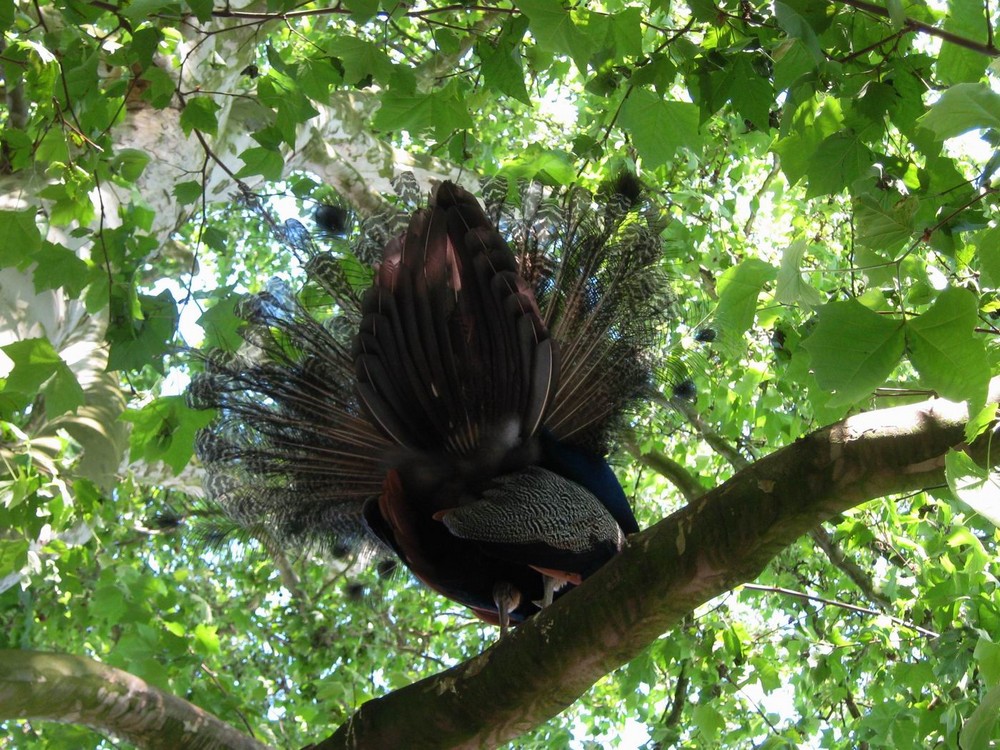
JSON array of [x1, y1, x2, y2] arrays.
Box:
[[188, 173, 677, 630]]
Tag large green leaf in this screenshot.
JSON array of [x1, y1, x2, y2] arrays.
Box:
[[179, 96, 221, 136], [713, 259, 777, 344], [516, 0, 589, 70], [907, 287, 989, 410], [478, 32, 531, 104], [805, 130, 875, 197], [772, 96, 842, 186], [775, 239, 821, 308], [854, 193, 918, 252], [373, 83, 473, 138], [801, 300, 905, 406], [936, 1, 989, 85], [958, 683, 1000, 750], [105, 291, 178, 374], [919, 83, 1000, 140], [618, 91, 700, 168], [328, 37, 394, 85], [0, 209, 42, 267], [0, 337, 85, 418], [946, 450, 1000, 528]]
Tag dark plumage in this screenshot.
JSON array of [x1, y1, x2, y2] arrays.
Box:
[[190, 175, 673, 629], [314, 203, 350, 236]]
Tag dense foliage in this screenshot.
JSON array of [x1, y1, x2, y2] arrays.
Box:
[[2, 0, 999, 747]]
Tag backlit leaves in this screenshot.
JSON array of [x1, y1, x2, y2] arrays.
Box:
[[619, 92, 700, 168], [801, 300, 905, 407], [907, 288, 989, 410]]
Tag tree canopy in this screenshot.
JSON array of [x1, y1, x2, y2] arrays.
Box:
[[2, 0, 1000, 747]]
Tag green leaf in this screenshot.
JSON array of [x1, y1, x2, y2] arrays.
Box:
[[945, 450, 1000, 527], [123, 395, 217, 474], [123, 0, 175, 21], [0, 538, 29, 575], [974, 635, 1000, 687], [185, 0, 213, 22], [113, 148, 151, 182], [478, 38, 531, 104], [0, 338, 84, 418], [805, 130, 875, 197], [373, 83, 473, 138], [937, 2, 989, 85], [173, 181, 203, 205], [193, 623, 221, 654], [919, 83, 1000, 140], [235, 146, 285, 181], [773, 38, 816, 92], [328, 37, 394, 86], [502, 146, 576, 184], [179, 96, 221, 136], [886, 0, 905, 30], [618, 91, 700, 168], [775, 239, 821, 308], [202, 226, 228, 253], [973, 225, 1000, 287], [605, 7, 643, 60], [907, 287, 989, 409], [349, 0, 379, 22], [965, 402, 998, 443], [124, 27, 163, 69], [106, 291, 179, 374], [0, 0, 13, 28], [197, 294, 243, 352], [140, 65, 175, 108], [854, 192, 918, 251], [772, 97, 842, 186], [297, 57, 344, 101], [773, 1, 825, 62], [714, 259, 777, 342], [0, 209, 42, 267], [31, 242, 91, 296], [35, 130, 68, 167], [801, 300, 905, 407], [256, 74, 319, 146], [728, 55, 774, 131], [959, 683, 1000, 750], [692, 703, 724, 742], [516, 0, 589, 70]]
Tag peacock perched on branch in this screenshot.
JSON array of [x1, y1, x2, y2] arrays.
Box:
[[188, 173, 679, 630]]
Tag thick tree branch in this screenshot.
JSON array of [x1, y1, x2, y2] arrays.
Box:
[[0, 650, 270, 750], [673, 396, 893, 611], [319, 382, 1000, 750]]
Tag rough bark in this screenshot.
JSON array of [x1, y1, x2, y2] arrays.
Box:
[[0, 650, 271, 750]]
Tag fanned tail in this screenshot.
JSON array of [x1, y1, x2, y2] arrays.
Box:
[[189, 279, 388, 557], [189, 172, 679, 623]]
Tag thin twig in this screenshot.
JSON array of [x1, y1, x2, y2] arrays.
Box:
[[741, 583, 940, 638]]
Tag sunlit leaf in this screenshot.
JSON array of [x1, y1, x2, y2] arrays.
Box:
[[946, 450, 1000, 528], [907, 287, 989, 410], [801, 300, 905, 406]]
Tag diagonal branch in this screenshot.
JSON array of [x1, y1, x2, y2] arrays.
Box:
[[0, 651, 270, 750], [318, 380, 1000, 750], [833, 0, 1000, 57]]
